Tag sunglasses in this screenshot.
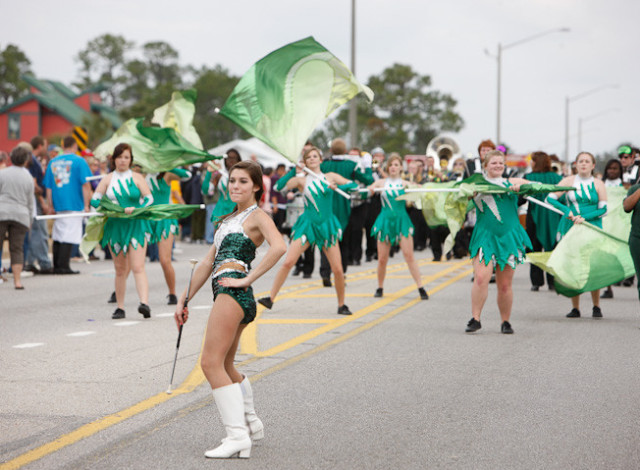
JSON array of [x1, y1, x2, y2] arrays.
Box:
[[620, 155, 633, 159]]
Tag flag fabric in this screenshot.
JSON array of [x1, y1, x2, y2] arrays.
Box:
[[603, 186, 631, 240], [527, 222, 634, 297], [151, 89, 204, 150], [219, 36, 374, 163], [94, 118, 219, 173], [79, 198, 203, 259]]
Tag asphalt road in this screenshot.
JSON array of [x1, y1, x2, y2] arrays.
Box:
[[1, 241, 639, 470]]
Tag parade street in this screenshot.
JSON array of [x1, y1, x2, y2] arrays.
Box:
[[2, 241, 639, 470]]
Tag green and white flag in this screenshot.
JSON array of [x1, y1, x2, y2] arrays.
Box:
[[219, 36, 374, 163], [527, 223, 634, 297], [603, 186, 631, 240], [151, 89, 204, 150], [94, 118, 218, 173]]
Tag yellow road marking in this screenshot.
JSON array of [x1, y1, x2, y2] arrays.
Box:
[[1, 260, 471, 470], [257, 318, 336, 324], [250, 266, 473, 383]]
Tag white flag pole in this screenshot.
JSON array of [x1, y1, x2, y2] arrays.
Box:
[[302, 167, 351, 199]]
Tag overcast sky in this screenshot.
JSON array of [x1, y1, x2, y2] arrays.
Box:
[[1, 0, 638, 160]]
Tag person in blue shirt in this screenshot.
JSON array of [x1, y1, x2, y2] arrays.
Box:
[[43, 136, 92, 274]]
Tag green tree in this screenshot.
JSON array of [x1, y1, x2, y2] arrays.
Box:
[[191, 65, 247, 148], [315, 63, 464, 155], [120, 42, 183, 120], [75, 34, 134, 107], [0, 44, 32, 107]]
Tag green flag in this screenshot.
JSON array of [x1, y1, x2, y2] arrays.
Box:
[[151, 89, 204, 150], [94, 118, 219, 173], [219, 36, 374, 163], [528, 223, 634, 297], [603, 186, 631, 240]]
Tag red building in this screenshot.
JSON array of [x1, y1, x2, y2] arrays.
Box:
[[0, 75, 122, 151]]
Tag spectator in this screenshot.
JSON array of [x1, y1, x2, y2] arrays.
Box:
[[0, 146, 34, 289], [43, 136, 92, 274]]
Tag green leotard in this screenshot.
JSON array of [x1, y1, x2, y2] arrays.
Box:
[[204, 170, 236, 223], [100, 170, 151, 255], [553, 176, 603, 240], [371, 178, 414, 245], [469, 177, 532, 269], [290, 172, 343, 248], [146, 173, 179, 243]]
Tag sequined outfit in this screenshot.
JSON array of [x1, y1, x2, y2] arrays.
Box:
[[101, 170, 151, 255], [212, 204, 259, 324], [371, 178, 414, 245], [469, 177, 532, 269], [290, 173, 343, 248], [146, 174, 179, 243]]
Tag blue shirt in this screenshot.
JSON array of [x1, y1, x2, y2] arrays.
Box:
[[43, 153, 92, 211]]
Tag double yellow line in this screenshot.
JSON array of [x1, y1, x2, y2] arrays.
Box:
[[1, 259, 471, 470]]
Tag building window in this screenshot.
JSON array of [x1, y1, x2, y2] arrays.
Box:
[[8, 113, 21, 140]]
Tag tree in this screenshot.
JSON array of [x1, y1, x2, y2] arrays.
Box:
[[191, 65, 247, 148], [0, 44, 32, 107], [120, 41, 183, 119], [315, 63, 465, 155], [75, 34, 134, 107]]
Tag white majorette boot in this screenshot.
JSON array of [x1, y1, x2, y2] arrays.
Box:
[[205, 383, 251, 459], [240, 375, 264, 440]]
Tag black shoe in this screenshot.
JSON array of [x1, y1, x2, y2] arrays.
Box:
[[501, 321, 514, 334], [38, 267, 54, 275], [257, 297, 273, 309], [465, 318, 482, 333], [374, 288, 383, 298], [592, 306, 603, 318], [322, 277, 332, 288], [138, 303, 151, 318], [623, 278, 634, 287], [24, 265, 39, 274], [566, 308, 580, 318], [292, 267, 302, 276], [432, 256, 441, 262], [112, 308, 125, 320], [108, 291, 117, 303], [489, 275, 496, 284], [365, 255, 372, 262], [337, 305, 352, 315], [55, 268, 79, 275], [418, 287, 429, 300], [531, 286, 540, 292], [600, 290, 613, 299], [303, 273, 312, 279], [167, 294, 178, 305]]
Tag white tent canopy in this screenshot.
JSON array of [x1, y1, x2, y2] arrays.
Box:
[[208, 138, 294, 170]]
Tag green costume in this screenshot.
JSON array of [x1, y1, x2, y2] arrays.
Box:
[[524, 172, 562, 251], [96, 170, 152, 255], [627, 184, 640, 300], [145, 169, 190, 243], [212, 204, 259, 324], [320, 157, 373, 229], [547, 175, 606, 241], [202, 169, 236, 224], [469, 177, 532, 269], [371, 178, 414, 245]]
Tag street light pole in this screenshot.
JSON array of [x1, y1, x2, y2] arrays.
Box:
[[491, 27, 570, 146], [564, 84, 617, 161], [348, 0, 357, 148], [577, 108, 619, 151]]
